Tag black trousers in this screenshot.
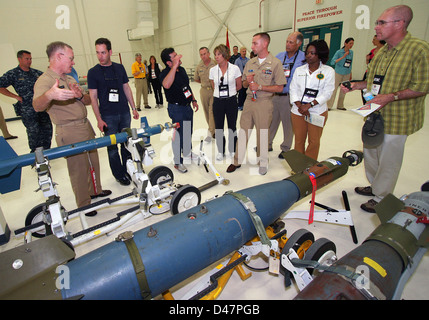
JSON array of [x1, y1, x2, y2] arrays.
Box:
[[212, 96, 238, 155], [150, 79, 164, 105]]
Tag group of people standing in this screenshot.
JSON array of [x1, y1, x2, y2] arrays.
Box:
[[164, 31, 335, 176], [159, 4, 428, 217], [0, 5, 426, 219], [131, 53, 164, 110]]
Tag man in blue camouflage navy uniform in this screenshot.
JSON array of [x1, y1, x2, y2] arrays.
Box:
[[0, 50, 52, 152]]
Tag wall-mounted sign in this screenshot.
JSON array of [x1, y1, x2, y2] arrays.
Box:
[[297, 5, 343, 23]]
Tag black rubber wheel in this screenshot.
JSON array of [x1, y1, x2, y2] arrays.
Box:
[[281, 229, 315, 257], [280, 229, 314, 286], [25, 203, 47, 238], [148, 166, 174, 187], [25, 203, 66, 238], [304, 238, 336, 275], [170, 184, 201, 215]]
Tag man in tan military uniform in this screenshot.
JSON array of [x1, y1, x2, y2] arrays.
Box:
[[33, 41, 110, 214], [227, 33, 286, 175], [194, 47, 216, 141]]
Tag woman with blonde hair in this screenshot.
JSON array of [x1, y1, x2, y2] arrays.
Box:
[[209, 44, 242, 161]]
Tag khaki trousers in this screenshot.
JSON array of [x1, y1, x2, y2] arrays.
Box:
[[0, 106, 13, 138], [269, 94, 293, 152], [363, 134, 407, 202], [234, 97, 273, 168], [200, 87, 215, 137], [291, 111, 328, 161], [135, 78, 149, 107], [327, 73, 350, 109], [55, 120, 103, 208]]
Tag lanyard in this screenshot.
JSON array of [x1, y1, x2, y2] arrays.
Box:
[[300, 68, 322, 103], [282, 51, 299, 66], [374, 49, 398, 77], [218, 65, 230, 98], [218, 65, 229, 85]]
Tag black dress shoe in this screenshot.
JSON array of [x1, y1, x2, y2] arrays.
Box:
[[5, 135, 18, 140], [90, 190, 112, 199], [226, 164, 241, 173], [360, 199, 378, 213], [85, 210, 97, 217], [117, 177, 131, 186]]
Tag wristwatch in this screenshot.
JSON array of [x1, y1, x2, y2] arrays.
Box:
[[393, 92, 399, 101], [310, 101, 316, 107]]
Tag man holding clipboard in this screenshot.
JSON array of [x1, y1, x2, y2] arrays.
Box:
[[342, 5, 429, 213]]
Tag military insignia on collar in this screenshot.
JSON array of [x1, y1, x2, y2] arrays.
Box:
[[317, 73, 324, 80]]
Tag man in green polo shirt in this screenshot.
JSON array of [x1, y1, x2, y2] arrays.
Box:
[[343, 5, 429, 213]]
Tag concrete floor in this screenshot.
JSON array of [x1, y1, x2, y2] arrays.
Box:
[[1, 80, 428, 300]]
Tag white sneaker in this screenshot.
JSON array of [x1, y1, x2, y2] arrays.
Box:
[[174, 164, 188, 173], [183, 151, 199, 163], [216, 153, 224, 161], [259, 166, 268, 175], [204, 136, 212, 143]]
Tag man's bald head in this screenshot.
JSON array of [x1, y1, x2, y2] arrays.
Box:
[[384, 5, 413, 28]]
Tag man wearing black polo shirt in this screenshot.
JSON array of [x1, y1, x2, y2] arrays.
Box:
[[159, 48, 199, 173], [88, 38, 139, 186]]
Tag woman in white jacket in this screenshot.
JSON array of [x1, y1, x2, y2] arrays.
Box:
[[289, 39, 335, 160]]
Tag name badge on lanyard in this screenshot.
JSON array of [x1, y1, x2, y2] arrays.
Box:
[[284, 63, 293, 78], [219, 83, 229, 98], [283, 52, 298, 79], [344, 58, 352, 68], [371, 75, 385, 95], [183, 85, 192, 99], [109, 88, 119, 103], [304, 88, 319, 99]]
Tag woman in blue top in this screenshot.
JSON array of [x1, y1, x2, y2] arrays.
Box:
[[327, 37, 354, 110]]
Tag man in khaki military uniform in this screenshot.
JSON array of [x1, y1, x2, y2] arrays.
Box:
[[33, 41, 110, 215], [194, 47, 216, 142], [227, 33, 286, 175]]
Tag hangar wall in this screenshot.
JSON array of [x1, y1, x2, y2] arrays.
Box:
[[0, 0, 428, 119]]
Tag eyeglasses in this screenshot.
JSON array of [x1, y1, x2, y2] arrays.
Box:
[[374, 20, 401, 26]]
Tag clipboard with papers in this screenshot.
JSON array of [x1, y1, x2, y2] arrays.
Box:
[[304, 113, 325, 127], [351, 103, 381, 117]]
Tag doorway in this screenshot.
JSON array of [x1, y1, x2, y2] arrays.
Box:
[[299, 22, 343, 66]]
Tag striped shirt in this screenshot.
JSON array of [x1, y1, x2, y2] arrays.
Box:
[[366, 32, 429, 135]]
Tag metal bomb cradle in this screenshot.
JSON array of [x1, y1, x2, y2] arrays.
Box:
[[12, 117, 229, 247]]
